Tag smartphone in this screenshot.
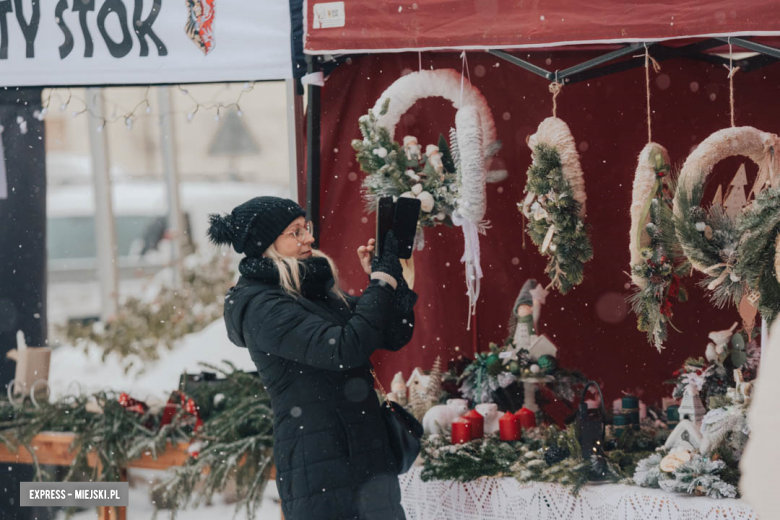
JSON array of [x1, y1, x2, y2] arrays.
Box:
[[393, 197, 421, 259], [375, 196, 421, 260], [375, 197, 395, 259]]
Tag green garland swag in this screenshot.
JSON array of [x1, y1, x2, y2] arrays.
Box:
[[520, 144, 593, 294], [628, 169, 690, 351]]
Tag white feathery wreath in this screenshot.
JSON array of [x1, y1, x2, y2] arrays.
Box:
[[629, 143, 671, 288], [371, 69, 502, 328], [528, 117, 587, 217]]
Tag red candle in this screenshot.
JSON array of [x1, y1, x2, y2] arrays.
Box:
[[462, 409, 484, 439], [499, 411, 520, 441], [515, 407, 537, 430], [451, 418, 471, 444]]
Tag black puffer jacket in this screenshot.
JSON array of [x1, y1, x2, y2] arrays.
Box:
[[224, 265, 415, 520]]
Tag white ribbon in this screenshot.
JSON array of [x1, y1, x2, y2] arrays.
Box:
[[452, 211, 483, 330]]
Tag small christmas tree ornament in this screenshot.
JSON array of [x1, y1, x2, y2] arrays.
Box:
[[723, 164, 749, 218]]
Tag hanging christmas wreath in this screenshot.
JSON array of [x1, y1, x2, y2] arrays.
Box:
[[672, 126, 780, 320], [519, 117, 593, 294], [627, 143, 689, 351], [352, 69, 504, 242], [352, 68, 505, 325]]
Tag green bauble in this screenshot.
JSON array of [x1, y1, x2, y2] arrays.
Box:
[[508, 361, 521, 375], [486, 354, 500, 365], [537, 355, 557, 374]]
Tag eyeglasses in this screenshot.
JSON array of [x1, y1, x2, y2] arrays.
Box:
[[283, 221, 313, 241]]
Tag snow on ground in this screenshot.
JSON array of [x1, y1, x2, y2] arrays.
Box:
[[53, 468, 282, 520], [48, 319, 257, 404]]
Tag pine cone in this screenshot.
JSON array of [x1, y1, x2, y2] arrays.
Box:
[[544, 445, 571, 466]]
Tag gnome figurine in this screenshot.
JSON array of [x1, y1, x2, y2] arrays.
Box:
[[506, 279, 548, 349]]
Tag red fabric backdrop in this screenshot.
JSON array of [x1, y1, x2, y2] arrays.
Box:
[[304, 0, 780, 54], [308, 51, 780, 406]]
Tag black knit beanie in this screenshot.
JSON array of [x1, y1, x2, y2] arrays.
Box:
[[207, 196, 306, 257]]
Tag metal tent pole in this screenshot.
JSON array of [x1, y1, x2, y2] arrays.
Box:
[[86, 88, 119, 322], [158, 86, 183, 289], [305, 56, 322, 246]]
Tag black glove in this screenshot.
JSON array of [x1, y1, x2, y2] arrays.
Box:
[[393, 277, 418, 315], [371, 230, 404, 285]]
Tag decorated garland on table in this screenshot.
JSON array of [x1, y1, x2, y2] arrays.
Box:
[[0, 362, 275, 518], [352, 68, 505, 325], [672, 126, 780, 321], [420, 424, 667, 496], [519, 118, 593, 294], [627, 144, 690, 351]]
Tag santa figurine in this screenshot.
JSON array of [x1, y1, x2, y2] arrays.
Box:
[[425, 144, 444, 175], [403, 135, 422, 161]]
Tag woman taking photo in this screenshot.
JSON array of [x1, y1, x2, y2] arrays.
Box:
[[208, 196, 417, 520]]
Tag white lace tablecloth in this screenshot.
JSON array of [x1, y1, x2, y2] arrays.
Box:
[[399, 467, 758, 520]]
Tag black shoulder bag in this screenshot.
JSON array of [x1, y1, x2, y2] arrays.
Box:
[[371, 369, 423, 474]]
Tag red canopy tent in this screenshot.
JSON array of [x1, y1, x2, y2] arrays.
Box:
[[298, 1, 780, 406]]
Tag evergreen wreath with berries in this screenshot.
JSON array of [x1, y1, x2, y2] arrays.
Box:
[[672, 126, 780, 321], [519, 118, 593, 294], [627, 144, 690, 352]]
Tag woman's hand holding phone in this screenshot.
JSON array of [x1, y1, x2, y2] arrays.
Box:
[[357, 238, 375, 276]]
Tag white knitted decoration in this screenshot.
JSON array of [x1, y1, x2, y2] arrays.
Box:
[[629, 143, 671, 288], [371, 69, 501, 327], [372, 69, 496, 150], [673, 126, 780, 273], [528, 117, 587, 218]]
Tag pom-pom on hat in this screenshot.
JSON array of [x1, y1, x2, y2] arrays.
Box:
[[207, 196, 306, 258]]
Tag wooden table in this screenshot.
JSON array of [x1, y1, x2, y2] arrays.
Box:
[[0, 432, 282, 520]]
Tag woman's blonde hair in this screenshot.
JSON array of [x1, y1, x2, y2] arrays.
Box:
[[263, 244, 348, 302]]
